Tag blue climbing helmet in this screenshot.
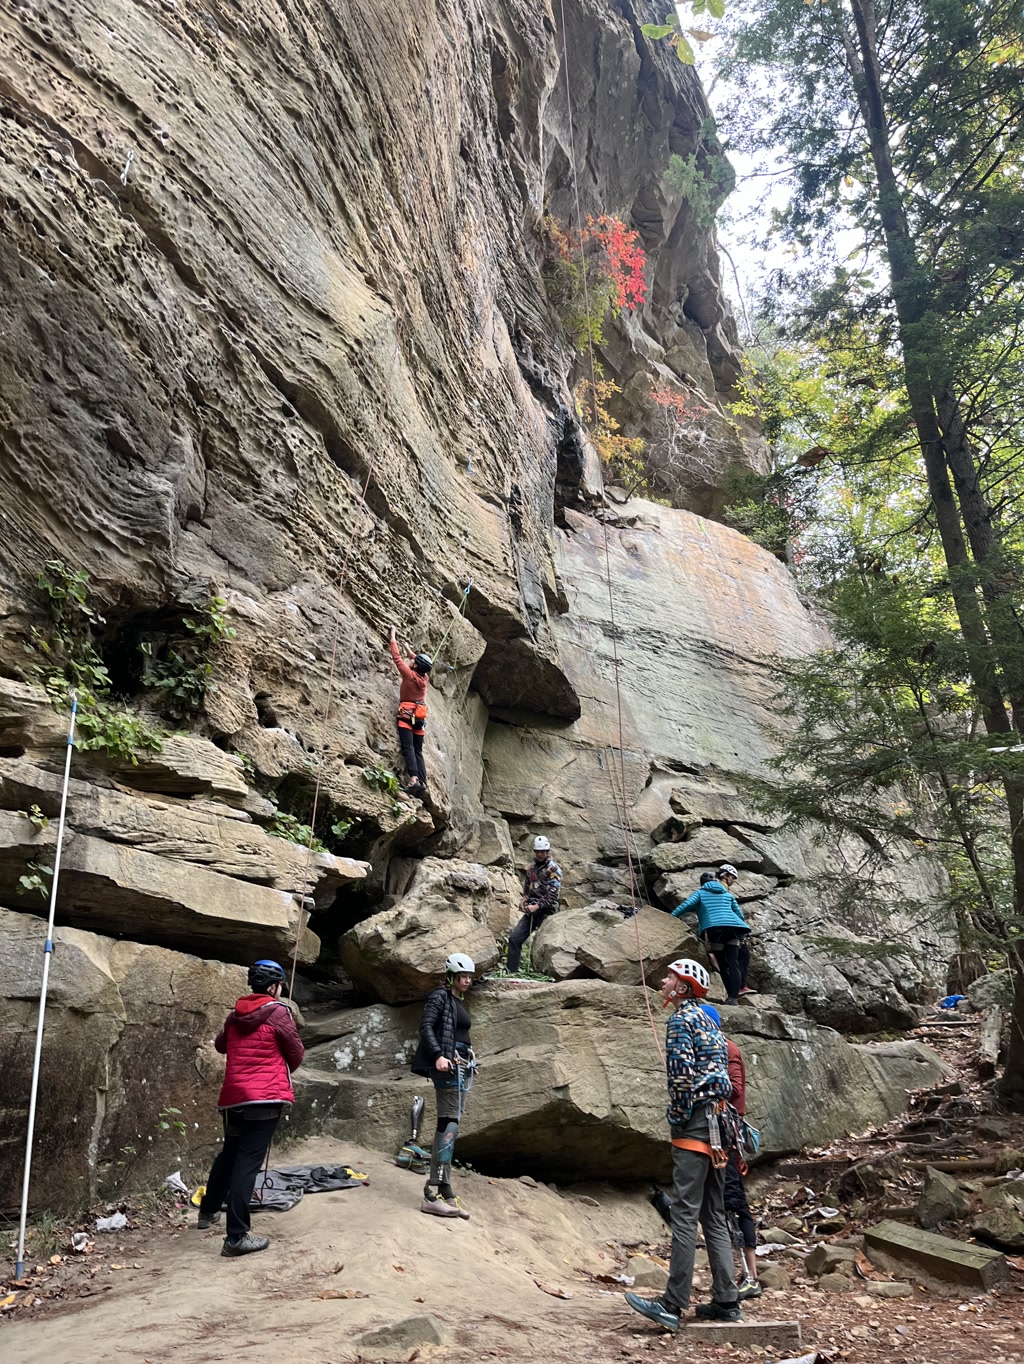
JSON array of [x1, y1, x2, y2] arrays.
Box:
[[249, 959, 286, 993]]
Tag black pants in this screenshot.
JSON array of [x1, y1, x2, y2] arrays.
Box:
[[704, 933, 750, 999], [724, 1149, 756, 1248], [506, 907, 554, 972], [398, 725, 426, 784], [200, 1108, 281, 1241]]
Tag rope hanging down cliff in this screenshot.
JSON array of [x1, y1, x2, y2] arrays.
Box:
[[556, 0, 664, 1062]]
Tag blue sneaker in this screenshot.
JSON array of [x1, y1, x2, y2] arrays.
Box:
[[624, 1293, 680, 1332]]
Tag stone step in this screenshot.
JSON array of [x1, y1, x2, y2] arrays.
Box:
[[684, 1319, 801, 1350]]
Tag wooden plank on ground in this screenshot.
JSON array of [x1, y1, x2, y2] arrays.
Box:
[[864, 1219, 1009, 1292], [685, 1320, 801, 1350], [978, 1008, 1002, 1078]]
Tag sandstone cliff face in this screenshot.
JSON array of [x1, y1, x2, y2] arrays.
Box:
[[0, 0, 949, 1206]]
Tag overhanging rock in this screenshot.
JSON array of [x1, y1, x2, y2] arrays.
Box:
[[294, 980, 951, 1180]]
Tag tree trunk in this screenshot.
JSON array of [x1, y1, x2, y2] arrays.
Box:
[[843, 0, 1024, 1092], [946, 950, 987, 997]]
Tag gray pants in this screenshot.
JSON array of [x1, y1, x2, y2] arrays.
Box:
[[428, 1080, 461, 1188], [664, 1144, 738, 1312]]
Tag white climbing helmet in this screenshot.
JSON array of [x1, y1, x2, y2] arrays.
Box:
[[718, 863, 738, 879], [445, 952, 475, 976], [533, 836, 551, 851], [666, 958, 711, 999]]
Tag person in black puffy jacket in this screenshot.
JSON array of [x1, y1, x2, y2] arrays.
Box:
[[410, 952, 475, 1220]]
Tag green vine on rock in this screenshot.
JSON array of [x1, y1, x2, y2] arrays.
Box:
[[28, 560, 164, 763], [139, 596, 235, 721]]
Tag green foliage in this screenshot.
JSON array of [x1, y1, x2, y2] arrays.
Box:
[[140, 596, 235, 721], [17, 859, 53, 900], [722, 465, 816, 558], [330, 818, 353, 842], [156, 1107, 186, 1137], [362, 764, 404, 817], [490, 935, 555, 983], [27, 804, 48, 832], [266, 809, 326, 852], [28, 559, 164, 762], [665, 152, 735, 228], [641, 1, 727, 64]]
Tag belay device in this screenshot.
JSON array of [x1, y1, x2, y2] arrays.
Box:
[[395, 1094, 430, 1174]]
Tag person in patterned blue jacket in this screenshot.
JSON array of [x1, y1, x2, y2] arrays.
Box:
[[505, 836, 562, 974], [624, 958, 740, 1334]]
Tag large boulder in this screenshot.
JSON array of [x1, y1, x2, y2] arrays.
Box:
[[968, 970, 1014, 1012], [532, 903, 699, 985], [338, 858, 503, 1003], [294, 981, 951, 1180], [645, 829, 762, 875], [0, 907, 245, 1210], [0, 809, 319, 965], [0, 756, 369, 906], [916, 1166, 970, 1229]]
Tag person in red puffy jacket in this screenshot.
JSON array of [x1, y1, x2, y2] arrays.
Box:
[[197, 959, 304, 1257]]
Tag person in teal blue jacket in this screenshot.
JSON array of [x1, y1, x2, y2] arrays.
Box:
[[672, 868, 751, 1005]]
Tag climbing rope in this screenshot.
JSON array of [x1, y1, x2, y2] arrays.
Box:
[[287, 325, 407, 999], [556, 0, 664, 1063], [428, 580, 472, 666]]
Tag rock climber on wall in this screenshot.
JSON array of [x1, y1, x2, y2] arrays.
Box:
[[388, 624, 432, 797], [505, 836, 563, 974]]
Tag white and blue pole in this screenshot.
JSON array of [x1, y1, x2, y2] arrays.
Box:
[[14, 694, 78, 1279]]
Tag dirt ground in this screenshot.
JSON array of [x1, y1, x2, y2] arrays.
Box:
[[5, 1016, 1024, 1363]]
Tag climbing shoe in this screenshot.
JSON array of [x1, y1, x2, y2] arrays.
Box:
[[694, 1300, 742, 1322], [441, 1192, 471, 1220], [623, 1293, 680, 1333], [420, 1188, 460, 1218], [737, 1278, 763, 1300], [196, 1209, 222, 1230], [738, 985, 755, 996], [725, 996, 740, 1007], [221, 1233, 270, 1257]]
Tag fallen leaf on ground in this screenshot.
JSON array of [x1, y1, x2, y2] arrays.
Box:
[[534, 1280, 573, 1299], [1007, 1256, 1024, 1272], [0, 1293, 17, 1309], [855, 1250, 888, 1281], [393, 1263, 406, 1272], [48, 1255, 62, 1265]]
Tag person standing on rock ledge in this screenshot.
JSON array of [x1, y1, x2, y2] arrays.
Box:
[[197, 959, 304, 1258], [388, 624, 432, 797], [671, 866, 751, 1005], [624, 958, 740, 1333], [410, 952, 476, 1220], [505, 836, 562, 974]]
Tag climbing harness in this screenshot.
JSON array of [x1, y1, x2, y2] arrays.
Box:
[[15, 694, 78, 1279], [455, 1048, 477, 1122]]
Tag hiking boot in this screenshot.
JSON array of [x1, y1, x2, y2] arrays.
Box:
[[220, 1233, 269, 1257], [694, 1300, 742, 1322], [624, 1293, 680, 1333], [196, 1209, 221, 1230], [737, 1278, 763, 1300], [420, 1188, 460, 1218], [441, 1192, 471, 1220]]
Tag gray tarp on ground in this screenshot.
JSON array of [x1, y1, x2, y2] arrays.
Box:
[[249, 1162, 368, 1212]]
